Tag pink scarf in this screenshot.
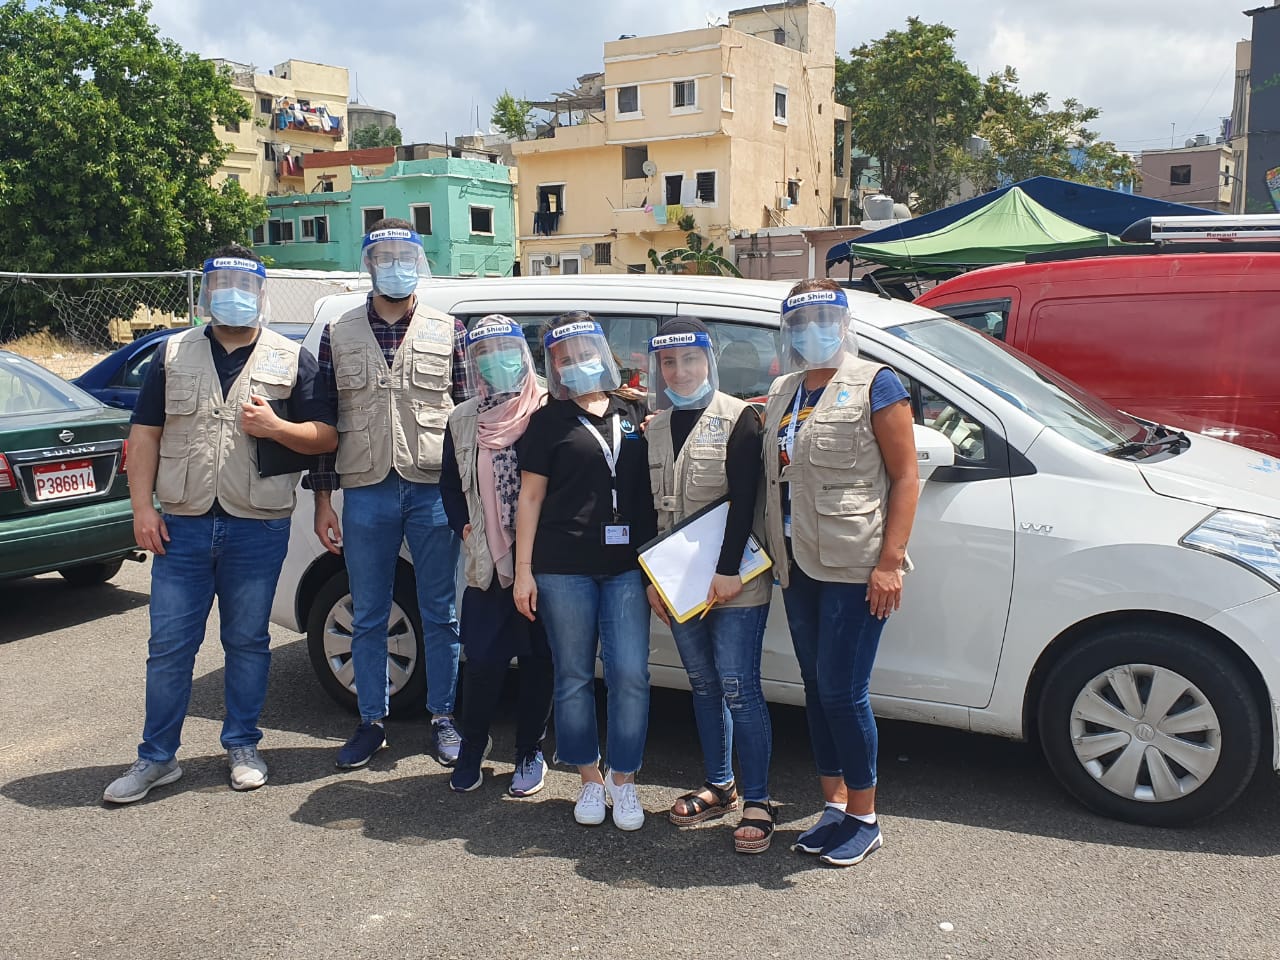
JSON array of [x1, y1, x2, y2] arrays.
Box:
[[476, 373, 544, 586]]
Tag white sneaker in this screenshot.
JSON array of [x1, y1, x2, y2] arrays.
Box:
[[573, 781, 608, 825], [228, 746, 268, 791], [604, 775, 645, 831]]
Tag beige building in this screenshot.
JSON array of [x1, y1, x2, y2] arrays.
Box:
[[1137, 141, 1234, 212], [511, 1, 844, 277], [210, 59, 349, 197]]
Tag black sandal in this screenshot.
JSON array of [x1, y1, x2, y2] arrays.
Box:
[[668, 780, 738, 826], [734, 801, 778, 854]]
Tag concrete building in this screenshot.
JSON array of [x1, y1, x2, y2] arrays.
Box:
[[209, 58, 349, 196], [511, 1, 843, 277], [1236, 2, 1280, 214], [251, 147, 516, 278], [347, 104, 398, 141], [1137, 141, 1234, 212]]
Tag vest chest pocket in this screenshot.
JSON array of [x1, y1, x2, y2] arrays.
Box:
[[814, 488, 882, 570], [248, 372, 293, 401], [335, 359, 367, 391], [806, 420, 859, 469], [683, 444, 728, 503], [164, 373, 199, 416], [414, 404, 450, 470], [335, 406, 373, 475], [410, 341, 452, 392]]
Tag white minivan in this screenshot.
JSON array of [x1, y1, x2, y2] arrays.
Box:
[[271, 275, 1280, 827]]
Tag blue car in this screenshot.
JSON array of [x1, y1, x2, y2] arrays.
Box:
[[74, 323, 310, 410]]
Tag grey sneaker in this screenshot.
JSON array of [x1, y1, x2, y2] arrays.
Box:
[[430, 717, 463, 766], [103, 758, 182, 804], [228, 746, 268, 791], [509, 749, 546, 798]]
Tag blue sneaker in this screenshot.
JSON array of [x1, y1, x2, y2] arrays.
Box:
[[449, 736, 493, 793], [509, 749, 546, 798], [336, 721, 386, 769], [818, 816, 883, 867], [431, 717, 463, 767], [791, 806, 847, 854]]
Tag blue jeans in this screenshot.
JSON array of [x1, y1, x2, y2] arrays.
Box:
[[342, 472, 460, 721], [781, 564, 887, 790], [669, 602, 773, 802], [534, 570, 650, 774], [139, 513, 291, 763]]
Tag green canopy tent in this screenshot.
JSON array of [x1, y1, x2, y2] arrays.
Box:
[[844, 186, 1123, 272]]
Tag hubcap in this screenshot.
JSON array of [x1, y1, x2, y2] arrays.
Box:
[[321, 593, 419, 698], [1069, 663, 1221, 803]]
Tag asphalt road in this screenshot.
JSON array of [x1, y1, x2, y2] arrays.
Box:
[[2, 558, 1278, 960]]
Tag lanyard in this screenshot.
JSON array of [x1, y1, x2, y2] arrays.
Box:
[[578, 414, 622, 515], [783, 382, 811, 463]]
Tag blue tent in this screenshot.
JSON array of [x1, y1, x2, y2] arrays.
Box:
[[827, 176, 1218, 267]]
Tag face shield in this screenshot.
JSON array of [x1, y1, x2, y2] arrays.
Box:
[[779, 287, 858, 373], [464, 315, 535, 400], [361, 227, 431, 300], [196, 257, 268, 328], [647, 330, 718, 411], [543, 319, 621, 400]]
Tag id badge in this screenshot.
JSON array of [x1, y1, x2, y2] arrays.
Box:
[[602, 523, 631, 546], [783, 514, 792, 537]]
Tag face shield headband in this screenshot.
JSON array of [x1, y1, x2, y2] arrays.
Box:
[[362, 228, 429, 299], [198, 257, 267, 327], [780, 288, 855, 369], [466, 317, 531, 396], [648, 330, 716, 410]]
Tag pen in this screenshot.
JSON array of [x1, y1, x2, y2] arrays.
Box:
[[699, 598, 718, 621]]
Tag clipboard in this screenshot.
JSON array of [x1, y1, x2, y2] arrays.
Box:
[[637, 496, 772, 623], [254, 397, 318, 478]]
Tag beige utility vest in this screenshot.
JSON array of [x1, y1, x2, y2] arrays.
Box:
[[448, 399, 497, 591], [329, 302, 456, 487], [156, 326, 302, 520], [762, 354, 908, 588], [647, 391, 771, 609]]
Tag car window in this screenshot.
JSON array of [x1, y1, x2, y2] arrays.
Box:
[[0, 353, 99, 414], [111, 342, 161, 389], [702, 320, 781, 401], [933, 299, 1011, 341], [894, 371, 989, 464]]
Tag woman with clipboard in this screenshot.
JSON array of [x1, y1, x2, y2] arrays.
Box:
[[514, 314, 657, 831], [643, 318, 777, 854]]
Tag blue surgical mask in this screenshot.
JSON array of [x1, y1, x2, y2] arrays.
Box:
[[209, 288, 260, 327], [664, 379, 712, 409], [376, 263, 419, 299], [476, 350, 526, 393], [791, 323, 844, 365], [559, 357, 606, 395]]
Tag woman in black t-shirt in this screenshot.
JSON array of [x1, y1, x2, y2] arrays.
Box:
[[514, 313, 657, 832]]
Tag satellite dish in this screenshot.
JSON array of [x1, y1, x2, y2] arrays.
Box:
[[641, 159, 658, 177], [579, 243, 595, 260]]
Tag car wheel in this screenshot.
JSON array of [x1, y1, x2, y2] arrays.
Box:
[[1038, 624, 1261, 826], [305, 568, 427, 717], [58, 559, 124, 587]]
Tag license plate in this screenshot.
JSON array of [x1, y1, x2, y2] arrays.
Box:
[[33, 459, 96, 501]]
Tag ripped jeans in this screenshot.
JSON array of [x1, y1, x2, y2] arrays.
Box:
[[668, 601, 773, 802]]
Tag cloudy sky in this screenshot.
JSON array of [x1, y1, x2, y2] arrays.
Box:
[[149, 0, 1251, 153]]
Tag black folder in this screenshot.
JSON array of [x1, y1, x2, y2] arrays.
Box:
[[255, 398, 318, 478]]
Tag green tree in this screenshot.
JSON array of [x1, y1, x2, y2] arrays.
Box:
[[835, 18, 984, 212], [957, 67, 1138, 194], [0, 0, 265, 279], [351, 123, 403, 149], [647, 232, 742, 277], [491, 90, 534, 140], [381, 124, 403, 147]]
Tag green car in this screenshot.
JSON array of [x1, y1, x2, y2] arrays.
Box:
[[0, 350, 139, 585]]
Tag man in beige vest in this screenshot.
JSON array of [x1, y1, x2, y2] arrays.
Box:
[[104, 246, 337, 804], [308, 219, 468, 769]]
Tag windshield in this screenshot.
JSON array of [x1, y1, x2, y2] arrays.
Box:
[[885, 318, 1145, 452], [0, 352, 102, 415]]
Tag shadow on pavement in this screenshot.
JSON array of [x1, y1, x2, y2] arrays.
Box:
[[0, 574, 149, 644]]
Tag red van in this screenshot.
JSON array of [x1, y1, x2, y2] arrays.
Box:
[[914, 219, 1280, 455]]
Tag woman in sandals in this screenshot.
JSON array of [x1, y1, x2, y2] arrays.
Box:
[[514, 313, 658, 831], [760, 279, 919, 867], [643, 317, 776, 854]]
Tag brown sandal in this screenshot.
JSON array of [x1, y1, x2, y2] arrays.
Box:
[[734, 801, 778, 854], [669, 780, 738, 826]]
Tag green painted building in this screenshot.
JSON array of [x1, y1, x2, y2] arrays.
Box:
[[254, 156, 516, 277]]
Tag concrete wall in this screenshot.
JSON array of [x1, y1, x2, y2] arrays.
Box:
[[1138, 144, 1233, 211]]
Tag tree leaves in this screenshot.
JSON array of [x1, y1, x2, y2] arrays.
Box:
[[647, 231, 742, 277]]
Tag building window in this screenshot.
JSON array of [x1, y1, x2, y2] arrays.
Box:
[[834, 120, 846, 177], [470, 206, 494, 235], [321, 181, 334, 193], [665, 173, 684, 205], [263, 143, 277, 161], [617, 85, 639, 116], [267, 219, 294, 244], [362, 207, 385, 233], [722, 76, 733, 111], [224, 120, 241, 134], [787, 179, 800, 206], [623, 145, 649, 180], [411, 204, 433, 235], [251, 224, 266, 245], [537, 184, 564, 213], [560, 255, 580, 275], [774, 86, 788, 124], [626, 263, 646, 274], [672, 79, 696, 111], [832, 198, 846, 226], [1170, 164, 1192, 185], [594, 242, 612, 264], [226, 173, 241, 185], [301, 217, 316, 240], [259, 97, 272, 114], [695, 171, 717, 205]]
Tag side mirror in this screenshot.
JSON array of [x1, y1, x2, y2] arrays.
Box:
[[913, 423, 955, 481]]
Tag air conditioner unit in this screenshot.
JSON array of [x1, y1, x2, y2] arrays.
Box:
[[777, 197, 792, 211], [542, 253, 560, 267]]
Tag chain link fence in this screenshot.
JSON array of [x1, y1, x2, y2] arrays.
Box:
[[0, 269, 371, 379]]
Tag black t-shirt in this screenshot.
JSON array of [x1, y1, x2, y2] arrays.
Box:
[[518, 395, 658, 576]]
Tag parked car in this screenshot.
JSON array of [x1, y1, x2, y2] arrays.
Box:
[[0, 351, 139, 585], [74, 322, 309, 410], [271, 274, 1280, 826], [914, 215, 1280, 456]]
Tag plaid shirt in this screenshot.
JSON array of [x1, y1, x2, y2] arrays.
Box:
[[307, 295, 469, 491]]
